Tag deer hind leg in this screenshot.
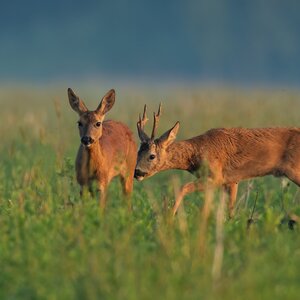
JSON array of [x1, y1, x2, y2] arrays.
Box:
[[224, 183, 239, 218]]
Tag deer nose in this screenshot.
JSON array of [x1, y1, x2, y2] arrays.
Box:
[[81, 136, 94, 146], [134, 169, 147, 178]]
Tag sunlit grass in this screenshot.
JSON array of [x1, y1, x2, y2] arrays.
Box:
[[0, 85, 300, 299]]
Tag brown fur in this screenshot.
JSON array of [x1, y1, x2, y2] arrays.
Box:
[[68, 88, 137, 210], [135, 104, 300, 217]]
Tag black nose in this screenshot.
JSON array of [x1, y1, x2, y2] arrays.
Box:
[[81, 136, 94, 146], [134, 169, 147, 178]]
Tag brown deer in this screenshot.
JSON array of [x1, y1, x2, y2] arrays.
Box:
[[68, 88, 137, 210], [135, 104, 300, 217]]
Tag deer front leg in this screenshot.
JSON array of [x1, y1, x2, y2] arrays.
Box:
[[79, 179, 96, 199], [98, 181, 108, 213], [80, 186, 84, 197], [120, 174, 133, 211], [172, 176, 222, 216], [79, 184, 90, 198], [172, 181, 206, 215]]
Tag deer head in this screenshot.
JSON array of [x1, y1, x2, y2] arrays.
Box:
[[135, 103, 180, 181], [68, 88, 115, 147]]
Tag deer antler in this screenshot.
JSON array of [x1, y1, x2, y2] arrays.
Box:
[[137, 105, 150, 142], [151, 103, 162, 140]]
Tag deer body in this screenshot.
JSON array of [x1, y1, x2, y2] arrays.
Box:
[[162, 127, 300, 184], [68, 88, 137, 209], [135, 104, 300, 217], [76, 120, 136, 192]]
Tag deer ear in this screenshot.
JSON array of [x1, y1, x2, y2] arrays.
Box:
[[157, 122, 180, 148], [68, 88, 88, 115], [96, 89, 115, 115]]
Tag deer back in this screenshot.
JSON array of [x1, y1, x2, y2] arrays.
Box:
[[182, 127, 300, 183]]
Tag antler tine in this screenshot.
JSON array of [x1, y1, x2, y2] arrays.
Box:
[[137, 104, 150, 142], [141, 105, 148, 128], [138, 105, 149, 129], [151, 102, 162, 140]]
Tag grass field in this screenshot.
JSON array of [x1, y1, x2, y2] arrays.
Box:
[[1, 85, 300, 300]]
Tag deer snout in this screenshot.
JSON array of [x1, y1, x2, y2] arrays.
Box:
[[134, 169, 147, 181], [81, 136, 94, 146]]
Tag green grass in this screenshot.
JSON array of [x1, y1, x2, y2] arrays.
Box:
[[1, 85, 300, 299]]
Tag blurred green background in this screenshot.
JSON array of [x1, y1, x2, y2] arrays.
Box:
[[1, 0, 300, 86]]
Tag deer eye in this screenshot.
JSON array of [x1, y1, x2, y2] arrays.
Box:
[[95, 121, 102, 128], [149, 154, 156, 160], [77, 121, 83, 127]]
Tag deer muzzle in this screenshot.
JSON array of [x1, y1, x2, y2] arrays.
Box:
[[134, 169, 147, 181], [81, 136, 95, 147]]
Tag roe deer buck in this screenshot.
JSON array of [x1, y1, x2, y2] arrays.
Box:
[[68, 88, 137, 210], [135, 104, 300, 217]]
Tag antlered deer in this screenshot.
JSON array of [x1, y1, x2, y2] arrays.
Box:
[[68, 88, 137, 210], [135, 104, 300, 217]]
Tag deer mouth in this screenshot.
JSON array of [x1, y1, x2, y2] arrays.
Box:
[[83, 143, 93, 148], [134, 169, 147, 181]]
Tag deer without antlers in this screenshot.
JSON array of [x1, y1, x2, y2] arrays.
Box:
[[68, 88, 137, 210], [135, 103, 300, 217]]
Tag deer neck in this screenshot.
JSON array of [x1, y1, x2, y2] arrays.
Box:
[[82, 140, 105, 170], [161, 141, 196, 171]]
